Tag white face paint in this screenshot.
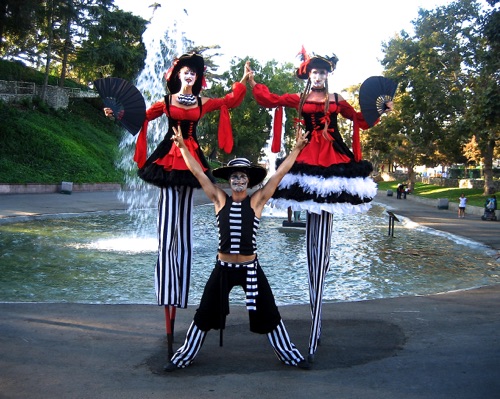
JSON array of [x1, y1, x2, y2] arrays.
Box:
[[309, 68, 328, 89], [179, 67, 197, 87], [229, 172, 249, 192]]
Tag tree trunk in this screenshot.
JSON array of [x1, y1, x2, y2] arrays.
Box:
[[482, 137, 495, 195], [0, 2, 6, 53], [41, 0, 55, 101], [59, 37, 70, 87], [407, 166, 416, 192], [59, 2, 72, 88]]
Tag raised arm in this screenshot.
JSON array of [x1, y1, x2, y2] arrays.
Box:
[[246, 62, 300, 108], [171, 126, 226, 209], [251, 127, 309, 213]]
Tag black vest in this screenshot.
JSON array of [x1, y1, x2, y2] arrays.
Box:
[[217, 195, 259, 255]]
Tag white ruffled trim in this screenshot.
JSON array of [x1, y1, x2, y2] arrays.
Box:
[[267, 198, 373, 215], [278, 174, 377, 199]]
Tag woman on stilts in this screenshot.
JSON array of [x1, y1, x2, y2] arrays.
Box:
[[247, 49, 393, 362], [106, 53, 249, 359]]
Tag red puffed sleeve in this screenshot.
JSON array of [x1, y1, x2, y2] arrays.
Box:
[[252, 83, 300, 108], [202, 82, 247, 112], [133, 100, 166, 168], [203, 82, 247, 153], [252, 84, 300, 152], [337, 100, 378, 162]]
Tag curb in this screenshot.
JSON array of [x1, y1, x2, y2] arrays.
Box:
[[0, 183, 123, 194]]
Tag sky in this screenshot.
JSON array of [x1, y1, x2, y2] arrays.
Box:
[[113, 0, 455, 93]]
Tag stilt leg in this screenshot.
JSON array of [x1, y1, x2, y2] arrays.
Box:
[[164, 306, 174, 359], [170, 306, 176, 342], [306, 211, 333, 362]]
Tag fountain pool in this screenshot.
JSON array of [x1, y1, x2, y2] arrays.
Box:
[[1, 203, 498, 306]]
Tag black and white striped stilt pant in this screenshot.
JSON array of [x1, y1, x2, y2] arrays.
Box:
[[155, 186, 194, 308], [306, 210, 333, 356], [170, 320, 304, 368]]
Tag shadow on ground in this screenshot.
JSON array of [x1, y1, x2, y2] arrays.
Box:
[[145, 318, 406, 376]]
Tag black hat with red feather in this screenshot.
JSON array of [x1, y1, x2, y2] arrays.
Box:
[[296, 46, 339, 79]]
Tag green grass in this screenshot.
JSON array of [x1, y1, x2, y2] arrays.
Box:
[[376, 181, 489, 208], [0, 59, 122, 185], [0, 97, 124, 184]]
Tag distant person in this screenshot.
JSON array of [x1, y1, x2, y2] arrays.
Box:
[[483, 195, 497, 220], [486, 195, 497, 211], [458, 193, 467, 218], [164, 125, 310, 371], [396, 183, 403, 199]]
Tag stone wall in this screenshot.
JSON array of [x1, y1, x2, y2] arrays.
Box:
[[420, 177, 461, 187], [36, 85, 69, 109], [0, 80, 98, 109]]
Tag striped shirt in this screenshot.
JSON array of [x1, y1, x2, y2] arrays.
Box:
[[217, 196, 259, 255]]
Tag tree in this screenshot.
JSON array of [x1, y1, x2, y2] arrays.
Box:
[[463, 135, 482, 165], [0, 0, 39, 57], [40, 0, 56, 101], [1, 1, 147, 87], [380, 0, 498, 193], [462, 0, 500, 194], [76, 5, 147, 82]]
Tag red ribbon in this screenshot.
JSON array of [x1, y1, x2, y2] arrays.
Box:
[[218, 105, 233, 153], [319, 114, 334, 142], [271, 106, 283, 153], [133, 119, 150, 168]]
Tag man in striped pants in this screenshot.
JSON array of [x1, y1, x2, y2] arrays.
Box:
[[164, 126, 310, 371]]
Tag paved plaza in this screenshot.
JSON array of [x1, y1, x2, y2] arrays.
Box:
[[0, 189, 499, 399]]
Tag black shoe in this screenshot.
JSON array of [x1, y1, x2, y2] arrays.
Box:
[[296, 360, 311, 370], [163, 362, 178, 372], [307, 354, 315, 363]]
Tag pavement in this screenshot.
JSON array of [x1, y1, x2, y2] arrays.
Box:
[[1, 190, 499, 399]]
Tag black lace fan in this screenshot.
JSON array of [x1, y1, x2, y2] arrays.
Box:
[[359, 76, 398, 127], [94, 77, 146, 135]]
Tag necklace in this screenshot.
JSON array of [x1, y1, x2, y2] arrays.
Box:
[[177, 93, 197, 106]]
